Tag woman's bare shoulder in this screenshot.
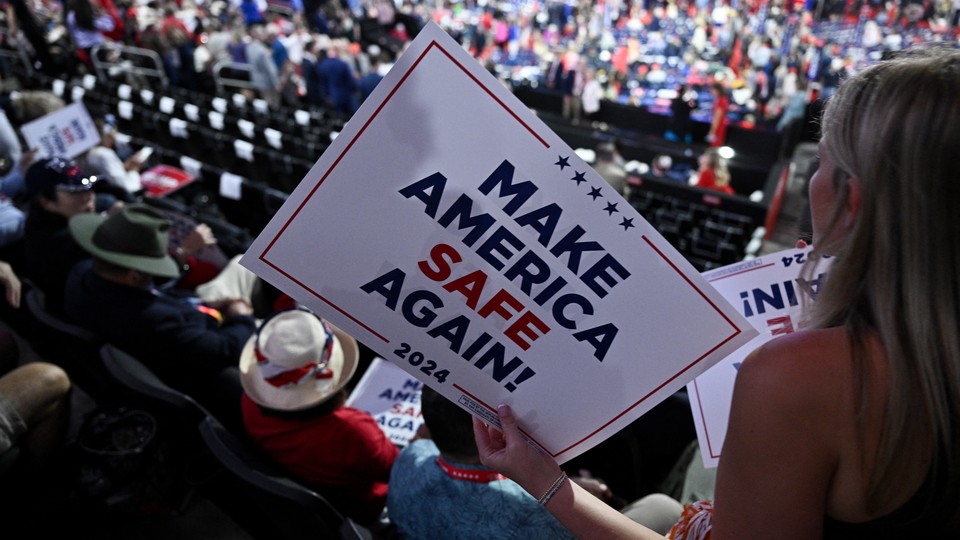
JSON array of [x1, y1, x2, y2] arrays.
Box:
[[716, 328, 853, 536], [743, 327, 850, 373], [735, 328, 853, 413]]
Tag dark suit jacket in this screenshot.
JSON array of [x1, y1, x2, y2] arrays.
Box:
[[317, 56, 358, 115], [64, 260, 256, 396], [23, 206, 89, 314]]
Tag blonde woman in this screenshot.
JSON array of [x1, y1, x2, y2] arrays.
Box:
[[694, 148, 733, 195], [475, 48, 960, 538]]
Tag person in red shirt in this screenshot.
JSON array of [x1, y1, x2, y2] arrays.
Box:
[[694, 148, 734, 195], [239, 308, 397, 524], [707, 82, 730, 147]]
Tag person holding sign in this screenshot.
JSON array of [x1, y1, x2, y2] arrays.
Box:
[[239, 308, 397, 525], [475, 49, 960, 537], [389, 386, 575, 540]]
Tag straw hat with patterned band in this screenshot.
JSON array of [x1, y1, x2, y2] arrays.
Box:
[[239, 308, 358, 411]]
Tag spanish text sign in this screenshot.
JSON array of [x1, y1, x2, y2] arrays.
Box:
[[688, 247, 831, 468], [240, 23, 756, 464], [20, 102, 100, 159]]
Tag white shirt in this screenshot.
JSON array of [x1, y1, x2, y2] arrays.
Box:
[[581, 79, 602, 114], [66, 11, 114, 49], [85, 146, 141, 194], [0, 112, 22, 163]]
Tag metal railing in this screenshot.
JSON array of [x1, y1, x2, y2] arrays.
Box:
[[90, 43, 168, 89], [0, 25, 34, 78], [212, 61, 255, 95]]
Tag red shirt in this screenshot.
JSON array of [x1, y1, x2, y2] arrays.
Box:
[[711, 94, 730, 147], [161, 15, 194, 45], [696, 169, 735, 195], [242, 396, 398, 522]]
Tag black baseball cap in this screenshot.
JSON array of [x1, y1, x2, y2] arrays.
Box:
[[25, 157, 98, 199]]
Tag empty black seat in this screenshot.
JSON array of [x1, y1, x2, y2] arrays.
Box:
[[198, 416, 372, 540]]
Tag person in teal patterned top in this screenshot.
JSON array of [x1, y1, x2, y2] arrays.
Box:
[[387, 387, 575, 540]]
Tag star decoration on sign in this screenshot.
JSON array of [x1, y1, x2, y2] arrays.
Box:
[[603, 202, 619, 215], [555, 155, 570, 170], [571, 171, 586, 185], [619, 217, 635, 231], [587, 187, 603, 201]]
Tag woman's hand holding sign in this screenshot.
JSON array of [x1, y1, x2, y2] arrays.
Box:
[[474, 404, 663, 540], [473, 404, 561, 496]]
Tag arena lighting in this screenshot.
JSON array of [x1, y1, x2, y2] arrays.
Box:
[[575, 148, 597, 164], [625, 160, 649, 175], [718, 146, 735, 160]]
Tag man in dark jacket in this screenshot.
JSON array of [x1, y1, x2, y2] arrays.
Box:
[[317, 41, 358, 116], [63, 204, 255, 426], [22, 158, 99, 313]]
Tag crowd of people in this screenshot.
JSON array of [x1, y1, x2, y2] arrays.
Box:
[[2, 0, 956, 131], [0, 0, 956, 537]]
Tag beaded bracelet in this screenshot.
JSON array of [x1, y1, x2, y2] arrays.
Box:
[[537, 471, 568, 506]]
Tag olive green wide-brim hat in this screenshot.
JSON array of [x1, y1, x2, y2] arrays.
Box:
[[69, 204, 181, 279]]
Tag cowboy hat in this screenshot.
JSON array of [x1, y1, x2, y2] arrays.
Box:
[[239, 309, 359, 411], [69, 204, 181, 278]]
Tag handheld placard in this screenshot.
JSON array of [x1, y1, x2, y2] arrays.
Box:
[[241, 22, 757, 464]]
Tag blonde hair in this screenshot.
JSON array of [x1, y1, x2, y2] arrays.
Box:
[[701, 148, 730, 186], [807, 48, 960, 522]]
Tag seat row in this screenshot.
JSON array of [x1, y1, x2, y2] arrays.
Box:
[[51, 73, 764, 271], [78, 90, 322, 187], [53, 72, 347, 140], [630, 189, 762, 271], [128, 140, 289, 237], [24, 285, 372, 540]]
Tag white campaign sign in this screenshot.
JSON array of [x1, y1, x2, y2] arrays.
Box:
[[20, 102, 100, 159], [688, 247, 832, 467], [346, 358, 424, 447], [240, 23, 757, 464]]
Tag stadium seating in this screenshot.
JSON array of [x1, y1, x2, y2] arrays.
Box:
[[199, 415, 374, 540], [36, 69, 774, 272]]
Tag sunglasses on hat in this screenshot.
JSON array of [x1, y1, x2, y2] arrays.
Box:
[[45, 158, 99, 191]]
